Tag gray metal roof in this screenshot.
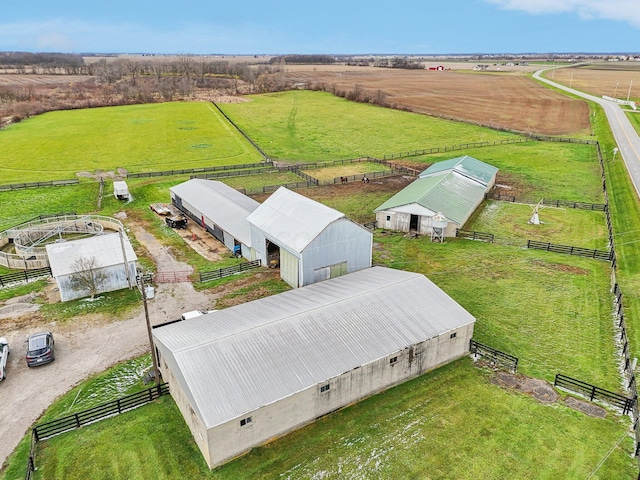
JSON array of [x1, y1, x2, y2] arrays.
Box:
[[170, 179, 260, 246], [153, 266, 475, 429], [46, 233, 137, 277], [246, 187, 344, 253]]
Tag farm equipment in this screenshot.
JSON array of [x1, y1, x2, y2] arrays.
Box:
[[150, 203, 171, 215], [166, 214, 187, 229]]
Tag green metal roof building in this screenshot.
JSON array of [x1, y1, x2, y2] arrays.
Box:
[[374, 156, 498, 238]]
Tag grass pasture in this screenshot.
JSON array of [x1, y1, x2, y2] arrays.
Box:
[[22, 359, 635, 480], [302, 161, 389, 181], [218, 90, 522, 161], [0, 102, 263, 184], [372, 234, 618, 389], [467, 200, 609, 249]]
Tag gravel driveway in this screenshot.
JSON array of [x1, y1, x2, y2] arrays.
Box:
[[0, 223, 220, 467]]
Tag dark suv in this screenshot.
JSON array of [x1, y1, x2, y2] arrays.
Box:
[[26, 332, 55, 367]]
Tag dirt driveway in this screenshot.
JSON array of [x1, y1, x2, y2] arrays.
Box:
[[0, 223, 220, 468]]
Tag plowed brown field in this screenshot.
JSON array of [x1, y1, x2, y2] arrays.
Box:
[[282, 65, 591, 135]]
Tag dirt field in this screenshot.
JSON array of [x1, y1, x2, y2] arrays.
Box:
[[544, 62, 640, 101], [281, 64, 591, 136]]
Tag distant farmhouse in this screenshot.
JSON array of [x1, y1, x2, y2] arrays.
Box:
[[247, 187, 372, 288], [374, 156, 498, 238], [152, 266, 476, 469], [46, 232, 137, 302], [169, 179, 259, 260]]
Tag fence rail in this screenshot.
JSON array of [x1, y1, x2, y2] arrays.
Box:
[[199, 260, 262, 282], [526, 240, 613, 261], [0, 179, 78, 191], [554, 374, 635, 414], [155, 271, 191, 283], [33, 383, 170, 442], [0, 267, 51, 288], [486, 192, 607, 211], [363, 221, 377, 230], [456, 229, 495, 243], [128, 162, 269, 179], [470, 340, 518, 372]]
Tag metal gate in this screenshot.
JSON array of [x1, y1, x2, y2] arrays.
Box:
[[155, 271, 191, 283]]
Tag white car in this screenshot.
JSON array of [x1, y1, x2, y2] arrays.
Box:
[[0, 337, 9, 381]]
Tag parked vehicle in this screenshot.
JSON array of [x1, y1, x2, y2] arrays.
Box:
[[26, 332, 55, 367], [0, 337, 9, 381], [166, 214, 187, 229]]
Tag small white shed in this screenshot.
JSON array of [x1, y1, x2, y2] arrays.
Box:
[[45, 233, 137, 302], [113, 181, 130, 200]]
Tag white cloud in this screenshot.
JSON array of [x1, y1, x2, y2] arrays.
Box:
[[485, 0, 640, 28]]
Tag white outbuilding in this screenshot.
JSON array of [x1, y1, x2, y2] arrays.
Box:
[[152, 266, 476, 469], [45, 232, 137, 302], [247, 187, 372, 288], [169, 179, 260, 259]]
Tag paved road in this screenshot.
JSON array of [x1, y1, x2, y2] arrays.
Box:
[[533, 68, 640, 197]]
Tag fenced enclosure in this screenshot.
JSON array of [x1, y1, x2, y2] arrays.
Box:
[[486, 192, 607, 211], [199, 260, 262, 282], [469, 340, 518, 372], [554, 374, 635, 415], [26, 384, 170, 478]]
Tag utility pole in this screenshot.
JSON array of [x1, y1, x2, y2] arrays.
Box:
[[139, 274, 160, 385], [627, 80, 633, 102]]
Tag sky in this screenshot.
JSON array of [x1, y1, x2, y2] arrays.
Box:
[[1, 0, 639, 55]]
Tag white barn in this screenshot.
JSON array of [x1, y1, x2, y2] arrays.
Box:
[[375, 156, 498, 237], [152, 266, 476, 469], [247, 187, 372, 288], [169, 179, 260, 259], [45, 233, 137, 302]]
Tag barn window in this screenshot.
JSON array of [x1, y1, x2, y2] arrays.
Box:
[[320, 384, 330, 393], [240, 416, 252, 426], [389, 356, 398, 365], [450, 332, 457, 339], [386, 215, 391, 221]]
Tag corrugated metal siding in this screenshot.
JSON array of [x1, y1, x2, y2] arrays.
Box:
[[153, 267, 475, 429], [300, 217, 372, 285], [169, 179, 259, 246], [280, 248, 299, 288], [57, 262, 136, 301], [418, 155, 498, 186]]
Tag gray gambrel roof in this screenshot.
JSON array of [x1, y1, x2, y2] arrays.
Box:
[[153, 266, 475, 429], [169, 179, 259, 246]]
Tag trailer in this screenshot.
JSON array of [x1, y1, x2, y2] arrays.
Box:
[[113, 181, 130, 200], [166, 214, 187, 229]]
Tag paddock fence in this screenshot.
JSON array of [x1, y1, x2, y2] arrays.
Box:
[[554, 374, 635, 415], [469, 340, 518, 372], [0, 179, 79, 191], [0, 267, 52, 288], [199, 260, 262, 282], [127, 162, 269, 179], [26, 384, 170, 479], [486, 192, 607, 211], [455, 229, 495, 243], [526, 240, 613, 262]]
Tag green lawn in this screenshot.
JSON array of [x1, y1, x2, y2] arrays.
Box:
[[303, 162, 389, 181], [0, 102, 264, 184], [467, 200, 609, 249], [373, 234, 618, 389], [21, 359, 635, 480], [218, 90, 522, 161], [409, 141, 604, 203]]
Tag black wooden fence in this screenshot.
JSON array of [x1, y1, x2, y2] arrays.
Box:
[[554, 374, 635, 415], [526, 240, 613, 261], [26, 384, 170, 478], [469, 340, 518, 372], [128, 162, 269, 179], [0, 267, 51, 288], [456, 229, 495, 243], [199, 259, 262, 282], [486, 192, 607, 211], [33, 383, 170, 441], [0, 179, 78, 191]]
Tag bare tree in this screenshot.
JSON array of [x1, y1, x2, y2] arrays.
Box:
[[68, 256, 108, 299]]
